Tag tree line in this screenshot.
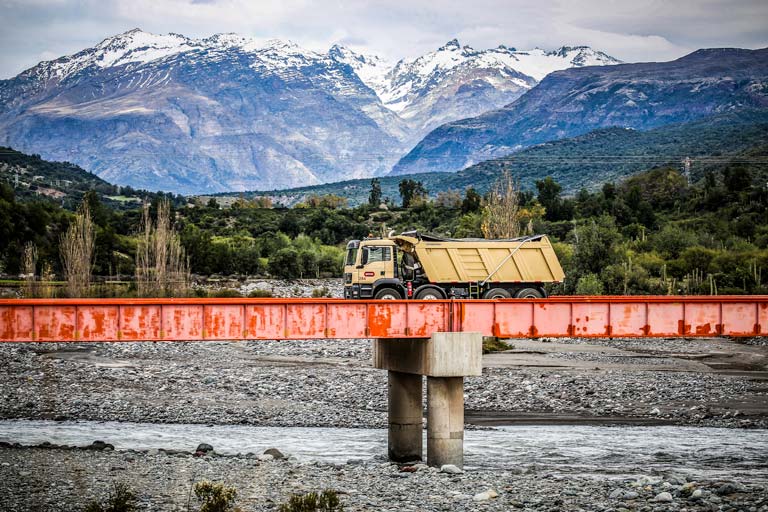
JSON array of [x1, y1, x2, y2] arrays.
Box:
[[1, 156, 766, 297]]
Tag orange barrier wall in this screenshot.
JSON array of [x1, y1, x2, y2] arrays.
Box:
[[0, 296, 766, 342]]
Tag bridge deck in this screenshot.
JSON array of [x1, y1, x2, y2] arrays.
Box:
[[1, 296, 766, 342]]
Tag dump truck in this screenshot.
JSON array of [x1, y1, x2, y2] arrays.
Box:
[[343, 231, 565, 300]]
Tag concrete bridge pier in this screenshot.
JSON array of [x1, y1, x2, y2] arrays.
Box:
[[373, 332, 483, 468], [387, 371, 423, 462], [427, 376, 465, 468]]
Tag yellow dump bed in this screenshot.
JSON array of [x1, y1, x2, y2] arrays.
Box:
[[393, 234, 564, 284]]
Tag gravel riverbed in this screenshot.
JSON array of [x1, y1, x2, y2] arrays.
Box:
[[1, 337, 765, 429]]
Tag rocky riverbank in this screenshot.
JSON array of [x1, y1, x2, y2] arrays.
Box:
[[1, 444, 766, 512]]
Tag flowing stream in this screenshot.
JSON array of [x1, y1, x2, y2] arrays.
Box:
[[1, 420, 766, 482]]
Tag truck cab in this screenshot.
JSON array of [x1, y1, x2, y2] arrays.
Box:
[[344, 238, 404, 299]]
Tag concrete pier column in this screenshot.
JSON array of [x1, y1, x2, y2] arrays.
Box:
[[373, 333, 482, 467], [426, 376, 464, 468], [387, 371, 423, 462]]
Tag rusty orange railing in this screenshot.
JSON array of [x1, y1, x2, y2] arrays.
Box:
[[0, 296, 766, 342]]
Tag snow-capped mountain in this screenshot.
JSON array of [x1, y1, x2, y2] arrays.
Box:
[[392, 47, 768, 176], [333, 39, 620, 137], [0, 29, 620, 194]]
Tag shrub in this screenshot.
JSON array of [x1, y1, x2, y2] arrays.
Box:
[[298, 250, 319, 278], [311, 286, 331, 298], [269, 248, 301, 279], [652, 224, 697, 259], [194, 481, 238, 512], [248, 289, 273, 298], [575, 273, 604, 295], [482, 337, 513, 354], [278, 489, 343, 512], [570, 216, 622, 279], [83, 482, 137, 512], [209, 288, 242, 298]]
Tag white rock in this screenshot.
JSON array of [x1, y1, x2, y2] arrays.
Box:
[[440, 464, 464, 474], [635, 475, 661, 486], [473, 489, 499, 501], [257, 454, 274, 461], [654, 491, 673, 502]]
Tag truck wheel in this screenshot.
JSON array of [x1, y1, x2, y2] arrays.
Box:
[[482, 288, 511, 299], [415, 287, 444, 300], [516, 287, 544, 298], [374, 288, 402, 300]]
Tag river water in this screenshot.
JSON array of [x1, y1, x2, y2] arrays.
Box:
[[1, 420, 766, 483]]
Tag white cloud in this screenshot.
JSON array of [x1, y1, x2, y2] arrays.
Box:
[[0, 0, 766, 78]]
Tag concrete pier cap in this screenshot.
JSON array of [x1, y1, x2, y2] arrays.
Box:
[[373, 332, 483, 468]]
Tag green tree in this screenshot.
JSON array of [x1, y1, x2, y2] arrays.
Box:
[[398, 179, 428, 208], [461, 187, 482, 214], [723, 164, 752, 193], [368, 178, 382, 207], [536, 176, 563, 221], [575, 273, 604, 295], [298, 249, 319, 278], [653, 224, 697, 259], [268, 248, 301, 278], [570, 216, 622, 287]]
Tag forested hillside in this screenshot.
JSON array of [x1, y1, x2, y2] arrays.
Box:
[[238, 109, 768, 206], [0, 147, 183, 210]]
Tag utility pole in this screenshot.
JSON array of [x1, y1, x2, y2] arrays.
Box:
[[682, 157, 692, 185]]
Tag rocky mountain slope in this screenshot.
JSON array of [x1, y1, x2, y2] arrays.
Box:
[[247, 109, 768, 205], [333, 39, 619, 138], [0, 29, 618, 194], [391, 47, 768, 175]]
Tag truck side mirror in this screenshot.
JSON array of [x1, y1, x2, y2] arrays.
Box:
[[361, 248, 369, 265]]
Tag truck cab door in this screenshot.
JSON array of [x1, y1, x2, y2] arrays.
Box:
[[357, 246, 393, 286]]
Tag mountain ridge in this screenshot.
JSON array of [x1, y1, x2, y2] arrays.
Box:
[[0, 29, 620, 194], [391, 46, 768, 175]]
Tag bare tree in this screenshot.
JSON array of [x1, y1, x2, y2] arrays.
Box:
[[481, 170, 522, 239], [39, 261, 55, 299], [136, 199, 189, 297], [22, 242, 37, 298], [60, 202, 95, 297]]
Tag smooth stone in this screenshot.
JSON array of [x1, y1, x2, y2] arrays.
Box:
[[263, 448, 286, 460], [440, 464, 464, 475], [195, 443, 214, 453], [473, 489, 499, 501]]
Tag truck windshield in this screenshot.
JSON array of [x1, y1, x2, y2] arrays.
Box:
[[345, 248, 358, 266]]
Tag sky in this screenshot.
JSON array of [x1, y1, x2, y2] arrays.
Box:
[[1, 0, 767, 79]]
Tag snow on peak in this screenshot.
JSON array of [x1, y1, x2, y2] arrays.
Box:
[[327, 44, 391, 90], [93, 29, 196, 68], [204, 33, 256, 48], [18, 30, 621, 116], [371, 41, 620, 112]]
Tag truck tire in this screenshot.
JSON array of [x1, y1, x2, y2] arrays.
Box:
[[516, 287, 544, 298], [482, 288, 511, 299], [415, 286, 445, 300], [374, 288, 402, 300]]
